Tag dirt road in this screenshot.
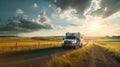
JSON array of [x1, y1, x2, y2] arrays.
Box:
[[0, 44, 120, 67], [0, 47, 71, 67], [81, 45, 120, 67]]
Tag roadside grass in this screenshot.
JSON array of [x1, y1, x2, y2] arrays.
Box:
[[0, 47, 61, 58], [37, 42, 93, 67], [96, 39, 120, 62], [0, 36, 62, 57]]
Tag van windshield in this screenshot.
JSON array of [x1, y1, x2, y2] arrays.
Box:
[[65, 36, 76, 39]]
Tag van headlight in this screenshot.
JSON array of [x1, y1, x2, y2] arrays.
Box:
[[62, 41, 64, 44]]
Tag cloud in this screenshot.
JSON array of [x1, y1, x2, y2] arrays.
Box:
[[106, 11, 120, 20], [52, 8, 84, 26], [99, 0, 120, 18], [59, 9, 77, 20], [103, 11, 120, 25], [51, 7, 61, 17], [104, 7, 107, 11], [49, 0, 90, 18], [33, 3, 38, 8], [34, 11, 51, 24], [48, 4, 52, 7], [0, 12, 53, 32], [85, 0, 120, 18], [54, 0, 57, 3], [16, 9, 24, 14], [49, 0, 120, 18], [84, 0, 101, 17]]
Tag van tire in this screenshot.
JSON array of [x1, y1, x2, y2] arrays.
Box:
[[74, 46, 78, 49], [81, 43, 83, 47], [62, 46, 65, 49]]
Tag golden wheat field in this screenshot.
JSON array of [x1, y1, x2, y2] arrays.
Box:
[[0, 37, 62, 54], [96, 38, 120, 61]]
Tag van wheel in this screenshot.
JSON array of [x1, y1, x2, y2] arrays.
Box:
[[79, 43, 83, 47], [74, 46, 78, 49], [81, 43, 83, 47], [62, 46, 65, 49]]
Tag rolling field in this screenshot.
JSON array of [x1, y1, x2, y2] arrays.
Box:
[[0, 37, 120, 67], [0, 36, 62, 56], [96, 38, 120, 62]]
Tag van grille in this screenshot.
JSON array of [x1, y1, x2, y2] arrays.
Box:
[[64, 41, 72, 44]]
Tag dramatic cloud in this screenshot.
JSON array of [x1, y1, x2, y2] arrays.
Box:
[[97, 0, 120, 18], [52, 8, 84, 26], [84, 0, 120, 18], [16, 9, 24, 14], [33, 11, 51, 24], [49, 0, 120, 18], [51, 0, 89, 18], [33, 3, 38, 8], [84, 0, 101, 17], [59, 9, 77, 20], [0, 12, 53, 32]]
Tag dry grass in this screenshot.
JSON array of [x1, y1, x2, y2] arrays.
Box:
[[96, 39, 120, 62], [37, 42, 93, 67], [0, 37, 62, 54]]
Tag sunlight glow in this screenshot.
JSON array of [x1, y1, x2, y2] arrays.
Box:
[[90, 22, 101, 31]]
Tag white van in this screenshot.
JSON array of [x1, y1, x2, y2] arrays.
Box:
[[62, 32, 84, 49]]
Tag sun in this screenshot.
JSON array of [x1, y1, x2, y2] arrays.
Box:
[[91, 22, 101, 31]]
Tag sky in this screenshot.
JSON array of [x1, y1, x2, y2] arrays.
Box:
[[0, 0, 120, 37]]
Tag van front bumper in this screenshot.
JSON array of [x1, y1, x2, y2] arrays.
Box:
[[62, 44, 75, 48]]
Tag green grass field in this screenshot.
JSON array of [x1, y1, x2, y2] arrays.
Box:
[[96, 38, 120, 62]]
